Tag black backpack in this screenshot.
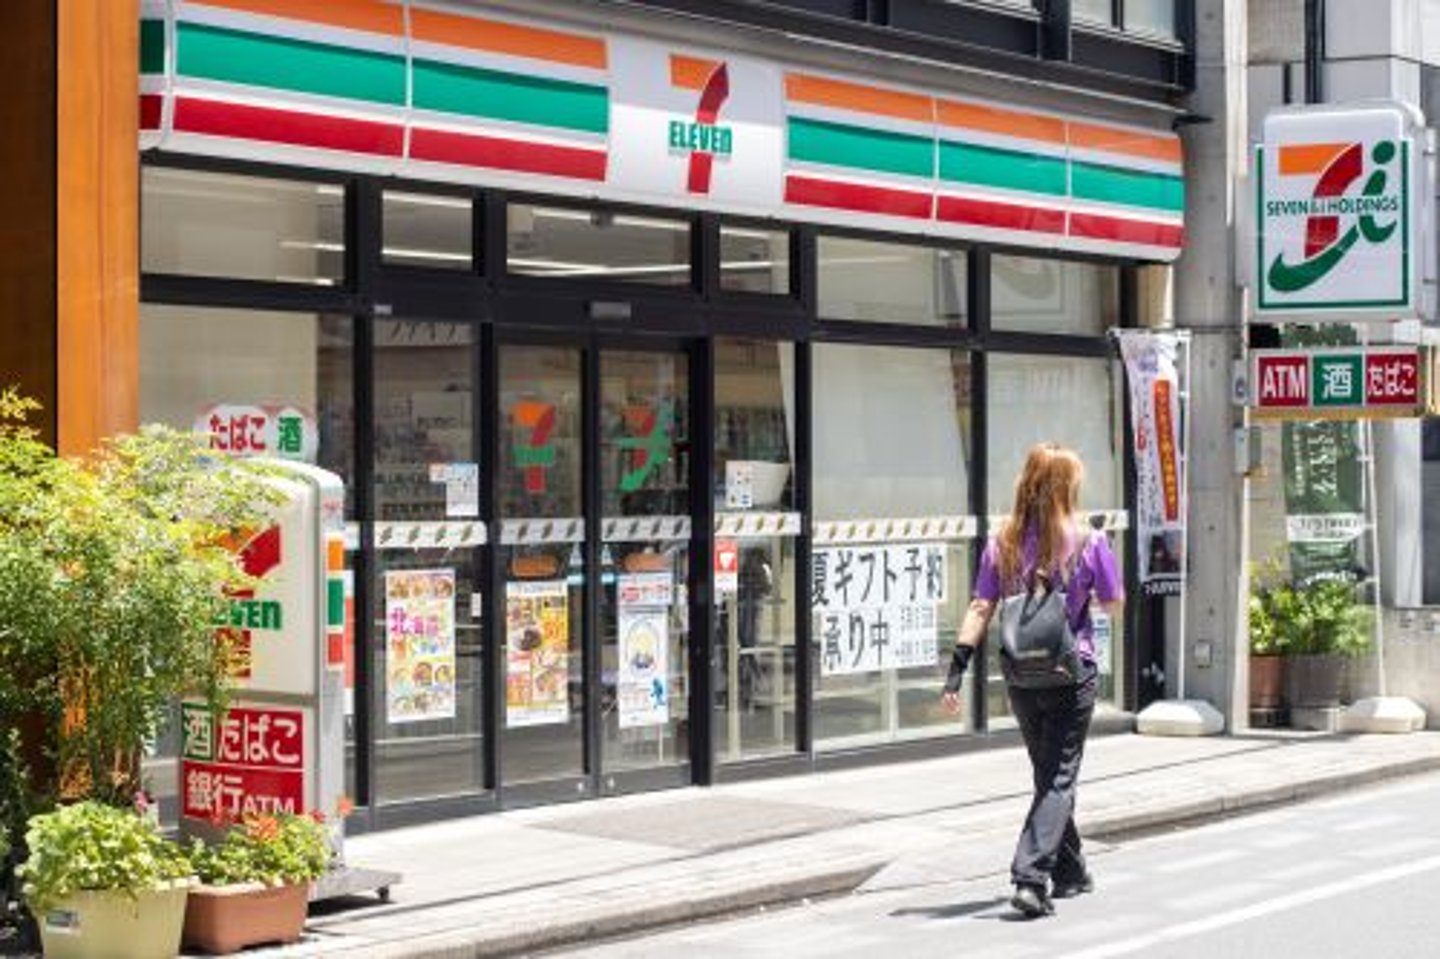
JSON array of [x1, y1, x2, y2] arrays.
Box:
[[997, 543, 1087, 689]]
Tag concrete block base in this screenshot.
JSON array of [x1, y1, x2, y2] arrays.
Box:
[[1291, 706, 1343, 732], [1342, 697, 1427, 734], [1136, 699, 1225, 737]]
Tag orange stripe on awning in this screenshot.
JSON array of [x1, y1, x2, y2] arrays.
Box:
[[190, 0, 404, 37], [1069, 121, 1183, 164], [936, 99, 1066, 146], [1278, 142, 1350, 175], [327, 536, 344, 571], [786, 73, 932, 125], [411, 8, 607, 71], [671, 54, 721, 91]]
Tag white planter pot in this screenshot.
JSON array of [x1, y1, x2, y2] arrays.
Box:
[[38, 879, 192, 959]]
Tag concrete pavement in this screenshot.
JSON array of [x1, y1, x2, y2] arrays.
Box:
[[256, 730, 1440, 958]]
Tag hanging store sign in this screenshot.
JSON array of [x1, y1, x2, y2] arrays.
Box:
[[1250, 346, 1430, 419], [141, 1, 1184, 262], [181, 703, 308, 821], [1116, 331, 1186, 597], [1254, 102, 1425, 318], [812, 543, 947, 676]]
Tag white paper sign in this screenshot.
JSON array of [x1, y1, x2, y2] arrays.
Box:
[[812, 542, 948, 676]]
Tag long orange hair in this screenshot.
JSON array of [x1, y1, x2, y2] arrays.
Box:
[[996, 443, 1085, 586]]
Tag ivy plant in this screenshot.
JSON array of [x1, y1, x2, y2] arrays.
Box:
[[0, 388, 278, 809], [189, 813, 333, 888], [18, 802, 192, 913]]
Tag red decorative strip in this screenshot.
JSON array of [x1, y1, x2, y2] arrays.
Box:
[[784, 174, 932, 219], [140, 94, 163, 131], [1070, 212, 1184, 248], [410, 127, 607, 181], [935, 195, 1066, 234], [173, 97, 405, 156]]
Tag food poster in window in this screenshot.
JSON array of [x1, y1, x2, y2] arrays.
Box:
[[617, 572, 673, 728], [384, 569, 458, 724], [506, 580, 572, 727], [812, 543, 948, 675]]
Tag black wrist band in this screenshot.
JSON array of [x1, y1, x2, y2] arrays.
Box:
[[943, 644, 974, 694]]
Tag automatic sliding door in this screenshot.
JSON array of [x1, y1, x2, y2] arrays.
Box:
[[497, 344, 587, 787]]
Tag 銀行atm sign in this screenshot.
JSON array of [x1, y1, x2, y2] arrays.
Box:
[[1250, 346, 1433, 419]]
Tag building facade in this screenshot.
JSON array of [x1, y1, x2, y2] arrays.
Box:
[[2, 0, 1193, 829]]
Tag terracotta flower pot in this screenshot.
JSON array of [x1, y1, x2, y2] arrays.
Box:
[[38, 880, 192, 959], [1249, 654, 1287, 709], [182, 882, 308, 955]]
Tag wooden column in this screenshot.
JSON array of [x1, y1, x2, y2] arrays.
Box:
[[0, 2, 59, 443], [0, 0, 139, 452], [57, 0, 140, 455]]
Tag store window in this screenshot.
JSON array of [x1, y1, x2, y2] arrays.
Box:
[[714, 338, 799, 762], [137, 305, 355, 809], [1124, 0, 1177, 37], [812, 344, 977, 749], [371, 319, 484, 803], [991, 255, 1119, 337], [382, 191, 474, 271], [720, 226, 791, 295], [817, 237, 968, 327], [985, 354, 1127, 713], [142, 167, 345, 285], [507, 204, 691, 286]]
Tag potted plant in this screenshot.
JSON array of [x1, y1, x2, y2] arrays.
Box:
[[182, 811, 334, 954], [19, 802, 195, 959], [0, 388, 275, 805], [1282, 578, 1373, 709], [1247, 584, 1290, 710]]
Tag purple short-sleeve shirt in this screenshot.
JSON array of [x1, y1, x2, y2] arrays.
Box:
[[973, 526, 1124, 663]]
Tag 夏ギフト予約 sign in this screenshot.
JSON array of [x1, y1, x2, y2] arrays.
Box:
[[1254, 102, 1424, 319]]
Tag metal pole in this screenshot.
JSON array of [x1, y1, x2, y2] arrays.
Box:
[[1304, 0, 1325, 104], [1176, 331, 1193, 701], [1357, 326, 1388, 697]]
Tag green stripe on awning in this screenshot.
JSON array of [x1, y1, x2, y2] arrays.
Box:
[[177, 22, 406, 106], [939, 141, 1067, 197], [788, 117, 933, 180], [141, 19, 165, 75], [413, 59, 608, 135], [1072, 161, 1185, 213], [327, 579, 345, 628]]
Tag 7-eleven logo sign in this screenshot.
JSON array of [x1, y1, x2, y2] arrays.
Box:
[[1257, 107, 1414, 315], [667, 54, 732, 194], [221, 525, 283, 680], [512, 401, 557, 495]]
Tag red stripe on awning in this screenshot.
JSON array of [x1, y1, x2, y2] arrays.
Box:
[[935, 195, 1066, 234], [140, 94, 163, 131], [784, 174, 932, 219], [1070, 212, 1184, 248], [173, 97, 405, 156], [409, 128, 607, 181]]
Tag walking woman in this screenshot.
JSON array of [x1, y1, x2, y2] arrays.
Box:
[[941, 443, 1124, 918]]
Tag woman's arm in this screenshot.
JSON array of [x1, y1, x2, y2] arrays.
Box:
[[941, 598, 996, 714]]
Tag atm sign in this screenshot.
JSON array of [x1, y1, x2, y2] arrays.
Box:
[[1251, 347, 1425, 417]]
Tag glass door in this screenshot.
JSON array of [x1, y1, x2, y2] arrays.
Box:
[[497, 343, 587, 790], [599, 347, 692, 780]]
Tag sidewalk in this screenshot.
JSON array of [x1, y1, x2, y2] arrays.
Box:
[[274, 730, 1440, 958]]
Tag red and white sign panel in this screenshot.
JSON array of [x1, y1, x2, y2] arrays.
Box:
[[181, 703, 309, 822]]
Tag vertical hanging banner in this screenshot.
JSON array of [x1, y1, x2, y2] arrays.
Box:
[[1117, 331, 1186, 596]]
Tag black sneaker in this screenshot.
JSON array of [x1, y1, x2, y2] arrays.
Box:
[[1010, 883, 1054, 918], [1051, 873, 1095, 899]]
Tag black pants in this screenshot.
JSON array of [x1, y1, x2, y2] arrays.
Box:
[[1007, 663, 1097, 888]]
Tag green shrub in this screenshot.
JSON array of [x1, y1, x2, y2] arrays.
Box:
[[19, 802, 192, 913], [1249, 569, 1372, 658], [189, 813, 333, 887]]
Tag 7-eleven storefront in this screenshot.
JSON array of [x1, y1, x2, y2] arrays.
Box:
[[132, 0, 1184, 827]]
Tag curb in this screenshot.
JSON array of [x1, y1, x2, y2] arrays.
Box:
[[317, 752, 1440, 958]]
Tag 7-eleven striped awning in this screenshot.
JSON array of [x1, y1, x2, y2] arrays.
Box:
[[140, 0, 1184, 262]]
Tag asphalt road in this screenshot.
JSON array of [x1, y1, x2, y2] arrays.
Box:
[[551, 772, 1440, 958]]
